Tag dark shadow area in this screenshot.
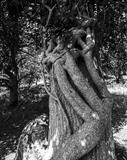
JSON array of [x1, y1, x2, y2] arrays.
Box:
[[0, 85, 49, 159], [115, 141, 127, 160]]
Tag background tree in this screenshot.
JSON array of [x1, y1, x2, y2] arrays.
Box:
[[0, 0, 43, 108], [0, 0, 23, 108]]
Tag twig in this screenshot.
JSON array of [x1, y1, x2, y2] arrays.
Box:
[[45, 4, 56, 27], [42, 39, 64, 64]]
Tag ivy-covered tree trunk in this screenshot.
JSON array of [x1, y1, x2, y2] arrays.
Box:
[[44, 27, 116, 160]]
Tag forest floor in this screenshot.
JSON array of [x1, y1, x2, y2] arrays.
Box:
[[0, 77, 127, 160]]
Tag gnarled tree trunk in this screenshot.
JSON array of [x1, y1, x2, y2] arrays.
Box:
[[14, 23, 116, 160], [45, 27, 116, 160]]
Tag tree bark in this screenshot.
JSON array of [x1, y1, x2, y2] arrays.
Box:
[[14, 24, 116, 160], [46, 28, 116, 160], [9, 74, 18, 109]]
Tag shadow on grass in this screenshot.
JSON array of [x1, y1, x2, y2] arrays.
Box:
[[0, 85, 49, 159], [115, 141, 127, 160]]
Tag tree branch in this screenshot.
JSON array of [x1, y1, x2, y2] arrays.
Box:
[[83, 27, 111, 98], [42, 40, 64, 64], [45, 4, 56, 27], [73, 28, 111, 98], [65, 52, 106, 113], [72, 28, 95, 54]]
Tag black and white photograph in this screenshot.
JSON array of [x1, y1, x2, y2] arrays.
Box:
[[0, 0, 127, 160]]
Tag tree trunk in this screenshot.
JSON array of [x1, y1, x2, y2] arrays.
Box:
[[8, 15, 19, 109], [47, 57, 116, 160], [14, 26, 116, 160], [9, 75, 18, 109], [46, 28, 116, 160]]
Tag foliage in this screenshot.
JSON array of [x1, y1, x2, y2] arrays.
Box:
[[0, 0, 127, 95], [0, 0, 43, 107], [17, 0, 127, 80]]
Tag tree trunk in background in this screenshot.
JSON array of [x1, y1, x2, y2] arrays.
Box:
[[8, 13, 19, 109], [9, 75, 18, 109], [8, 48, 19, 109]]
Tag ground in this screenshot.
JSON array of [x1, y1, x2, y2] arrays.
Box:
[[0, 78, 127, 160]]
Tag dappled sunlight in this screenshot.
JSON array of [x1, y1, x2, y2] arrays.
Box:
[[107, 78, 127, 149], [107, 77, 127, 95], [21, 139, 48, 160], [113, 112, 127, 148], [108, 84, 127, 95], [5, 153, 15, 160]]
